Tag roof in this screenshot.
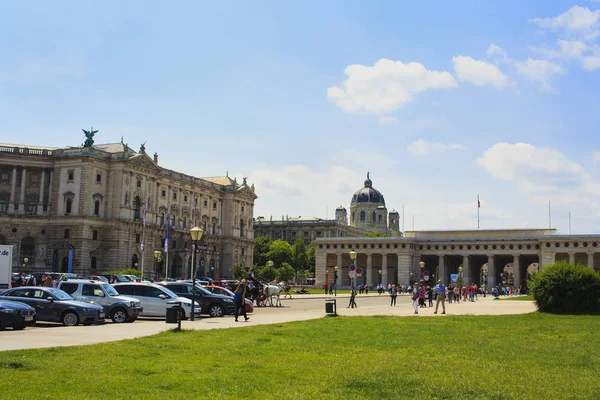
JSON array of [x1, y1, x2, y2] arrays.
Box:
[[0, 143, 59, 150], [93, 143, 134, 154], [202, 176, 236, 186]]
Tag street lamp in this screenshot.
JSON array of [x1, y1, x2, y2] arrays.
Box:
[[349, 250, 357, 288], [378, 269, 382, 284], [334, 266, 338, 297], [153, 251, 161, 279], [21, 257, 28, 271], [458, 265, 464, 286], [189, 226, 204, 321], [420, 261, 428, 286]]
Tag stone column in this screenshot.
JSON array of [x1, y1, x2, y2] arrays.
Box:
[[18, 167, 26, 214], [487, 255, 496, 291], [47, 170, 53, 215], [336, 253, 343, 287], [568, 252, 575, 265], [37, 169, 45, 215], [397, 253, 411, 286], [513, 255, 521, 288], [588, 252, 595, 269], [315, 252, 326, 287], [462, 255, 471, 285], [438, 255, 447, 284], [381, 253, 388, 287], [540, 253, 554, 269], [366, 253, 373, 287], [8, 166, 17, 213]]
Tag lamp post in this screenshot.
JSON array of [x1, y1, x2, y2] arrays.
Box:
[[21, 257, 28, 272], [378, 269, 382, 284], [410, 272, 413, 285], [190, 226, 204, 321], [349, 250, 357, 289], [334, 266, 338, 297], [458, 265, 464, 287], [153, 250, 161, 280], [420, 261, 426, 286]]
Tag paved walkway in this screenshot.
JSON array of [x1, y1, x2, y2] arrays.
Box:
[[0, 296, 536, 352]]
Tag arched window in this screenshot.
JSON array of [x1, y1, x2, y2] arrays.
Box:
[[91, 256, 97, 270], [240, 220, 245, 237], [372, 211, 376, 222], [94, 200, 100, 216], [378, 215, 382, 223], [20, 236, 35, 263], [132, 254, 139, 269], [133, 197, 141, 220], [351, 212, 355, 222], [212, 223, 216, 235], [66, 198, 72, 214], [160, 213, 165, 226], [360, 211, 365, 221]]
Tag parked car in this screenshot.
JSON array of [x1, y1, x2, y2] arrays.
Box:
[[157, 281, 235, 317], [89, 275, 109, 283], [58, 280, 143, 323], [0, 287, 105, 326], [113, 282, 200, 319], [0, 300, 36, 330], [203, 285, 253, 313], [124, 275, 139, 282]]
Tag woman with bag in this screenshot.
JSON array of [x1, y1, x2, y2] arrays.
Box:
[[234, 280, 249, 322]]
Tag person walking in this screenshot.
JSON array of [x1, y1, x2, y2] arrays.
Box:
[[434, 280, 447, 314], [324, 282, 328, 295], [347, 286, 357, 308], [234, 280, 249, 322], [390, 285, 398, 306], [411, 283, 420, 314]]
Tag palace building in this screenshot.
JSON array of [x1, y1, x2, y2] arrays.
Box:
[[0, 136, 257, 278]]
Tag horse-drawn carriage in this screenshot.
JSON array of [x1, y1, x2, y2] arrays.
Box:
[[246, 280, 290, 307]]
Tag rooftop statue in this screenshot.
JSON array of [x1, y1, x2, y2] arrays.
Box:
[[82, 127, 98, 147]]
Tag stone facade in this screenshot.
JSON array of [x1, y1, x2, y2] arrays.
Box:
[[315, 229, 600, 289], [253, 215, 366, 245], [0, 141, 257, 278]]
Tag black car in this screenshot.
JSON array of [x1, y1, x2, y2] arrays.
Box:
[[0, 300, 36, 330], [157, 281, 235, 317], [0, 287, 105, 326]]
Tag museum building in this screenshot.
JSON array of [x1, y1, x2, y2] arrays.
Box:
[[0, 136, 257, 278]]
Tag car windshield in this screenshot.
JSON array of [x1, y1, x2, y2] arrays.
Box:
[[160, 287, 179, 298], [194, 286, 212, 295], [102, 284, 120, 296], [48, 288, 74, 301]]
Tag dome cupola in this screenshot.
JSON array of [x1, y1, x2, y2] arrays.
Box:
[[351, 172, 385, 206]]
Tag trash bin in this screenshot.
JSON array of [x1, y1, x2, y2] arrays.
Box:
[[166, 301, 182, 325], [325, 298, 336, 315]]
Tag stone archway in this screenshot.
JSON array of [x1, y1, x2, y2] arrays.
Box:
[[171, 255, 183, 278], [61, 256, 69, 273]]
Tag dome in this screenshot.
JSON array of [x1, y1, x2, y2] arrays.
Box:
[[351, 172, 385, 205], [336, 205, 346, 211], [389, 209, 399, 215]]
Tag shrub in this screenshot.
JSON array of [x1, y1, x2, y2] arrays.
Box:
[[529, 261, 600, 314], [107, 268, 143, 276]]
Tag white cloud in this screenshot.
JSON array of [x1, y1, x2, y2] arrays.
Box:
[[327, 58, 457, 115], [477, 143, 600, 215], [487, 44, 507, 58], [408, 139, 467, 155], [514, 58, 567, 91], [530, 5, 600, 40], [537, 39, 600, 71], [452, 55, 511, 89]]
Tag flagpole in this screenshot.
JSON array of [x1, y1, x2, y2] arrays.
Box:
[[548, 201, 551, 229], [140, 199, 147, 282], [165, 208, 170, 280], [477, 194, 480, 229]]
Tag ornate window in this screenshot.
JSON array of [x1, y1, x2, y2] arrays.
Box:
[[94, 200, 100, 215], [25, 195, 38, 214], [133, 196, 142, 220], [91, 256, 97, 270], [360, 211, 365, 221], [67, 169, 74, 182], [66, 198, 72, 214], [0, 171, 9, 184], [372, 211, 376, 222], [20, 236, 35, 262], [0, 193, 8, 212]]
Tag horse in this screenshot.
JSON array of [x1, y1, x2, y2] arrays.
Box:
[[262, 284, 282, 307]]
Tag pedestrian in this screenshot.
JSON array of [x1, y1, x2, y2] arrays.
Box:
[[434, 280, 447, 314], [43, 274, 53, 287], [390, 284, 397, 306], [365, 284, 369, 295], [427, 286, 433, 307], [419, 285, 426, 308], [324, 282, 328, 295], [347, 286, 357, 308], [411, 283, 420, 314], [233, 279, 249, 322]]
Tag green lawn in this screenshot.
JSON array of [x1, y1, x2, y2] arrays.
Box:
[[1, 313, 600, 399], [496, 295, 535, 301]]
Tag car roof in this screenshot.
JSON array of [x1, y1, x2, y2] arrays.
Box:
[[59, 279, 105, 284]]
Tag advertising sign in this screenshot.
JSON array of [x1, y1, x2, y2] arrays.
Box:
[[0, 245, 14, 290], [450, 274, 459, 282]]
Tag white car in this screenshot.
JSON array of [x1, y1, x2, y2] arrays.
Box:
[[113, 282, 200, 319]]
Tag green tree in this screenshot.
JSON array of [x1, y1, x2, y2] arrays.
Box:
[[266, 240, 293, 266], [278, 262, 295, 282], [230, 264, 248, 280], [253, 236, 272, 267], [364, 232, 391, 237], [291, 238, 308, 282], [107, 268, 143, 276], [257, 262, 278, 282], [306, 245, 316, 274]]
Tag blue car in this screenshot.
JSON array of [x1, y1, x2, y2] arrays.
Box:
[[0, 300, 36, 330], [0, 287, 105, 326]]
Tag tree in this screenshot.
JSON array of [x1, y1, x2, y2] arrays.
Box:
[[278, 262, 295, 282], [266, 240, 293, 266], [257, 262, 278, 283], [230, 264, 248, 280], [306, 245, 316, 274], [253, 236, 272, 268], [291, 238, 308, 282], [364, 232, 391, 238]]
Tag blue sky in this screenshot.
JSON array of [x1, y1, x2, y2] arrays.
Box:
[[2, 1, 600, 233]]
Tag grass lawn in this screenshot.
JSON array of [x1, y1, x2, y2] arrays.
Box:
[[496, 295, 535, 301], [1, 313, 599, 399]]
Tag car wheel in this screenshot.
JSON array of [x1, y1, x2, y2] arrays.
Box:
[[13, 325, 26, 330], [62, 311, 79, 326], [111, 308, 128, 323], [180, 309, 187, 320], [209, 304, 225, 318]]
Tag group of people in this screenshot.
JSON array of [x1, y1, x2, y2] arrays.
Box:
[[11, 272, 70, 288]]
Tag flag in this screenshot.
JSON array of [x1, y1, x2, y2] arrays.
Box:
[[164, 208, 170, 252], [141, 200, 147, 251], [193, 199, 197, 226], [477, 194, 480, 208]]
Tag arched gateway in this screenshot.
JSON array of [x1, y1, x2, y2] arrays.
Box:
[[315, 229, 600, 289]]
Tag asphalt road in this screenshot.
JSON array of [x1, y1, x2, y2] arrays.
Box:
[[0, 294, 535, 351]]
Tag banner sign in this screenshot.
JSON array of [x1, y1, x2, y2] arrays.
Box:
[[0, 245, 13, 290], [67, 250, 73, 274], [450, 273, 459, 282]]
